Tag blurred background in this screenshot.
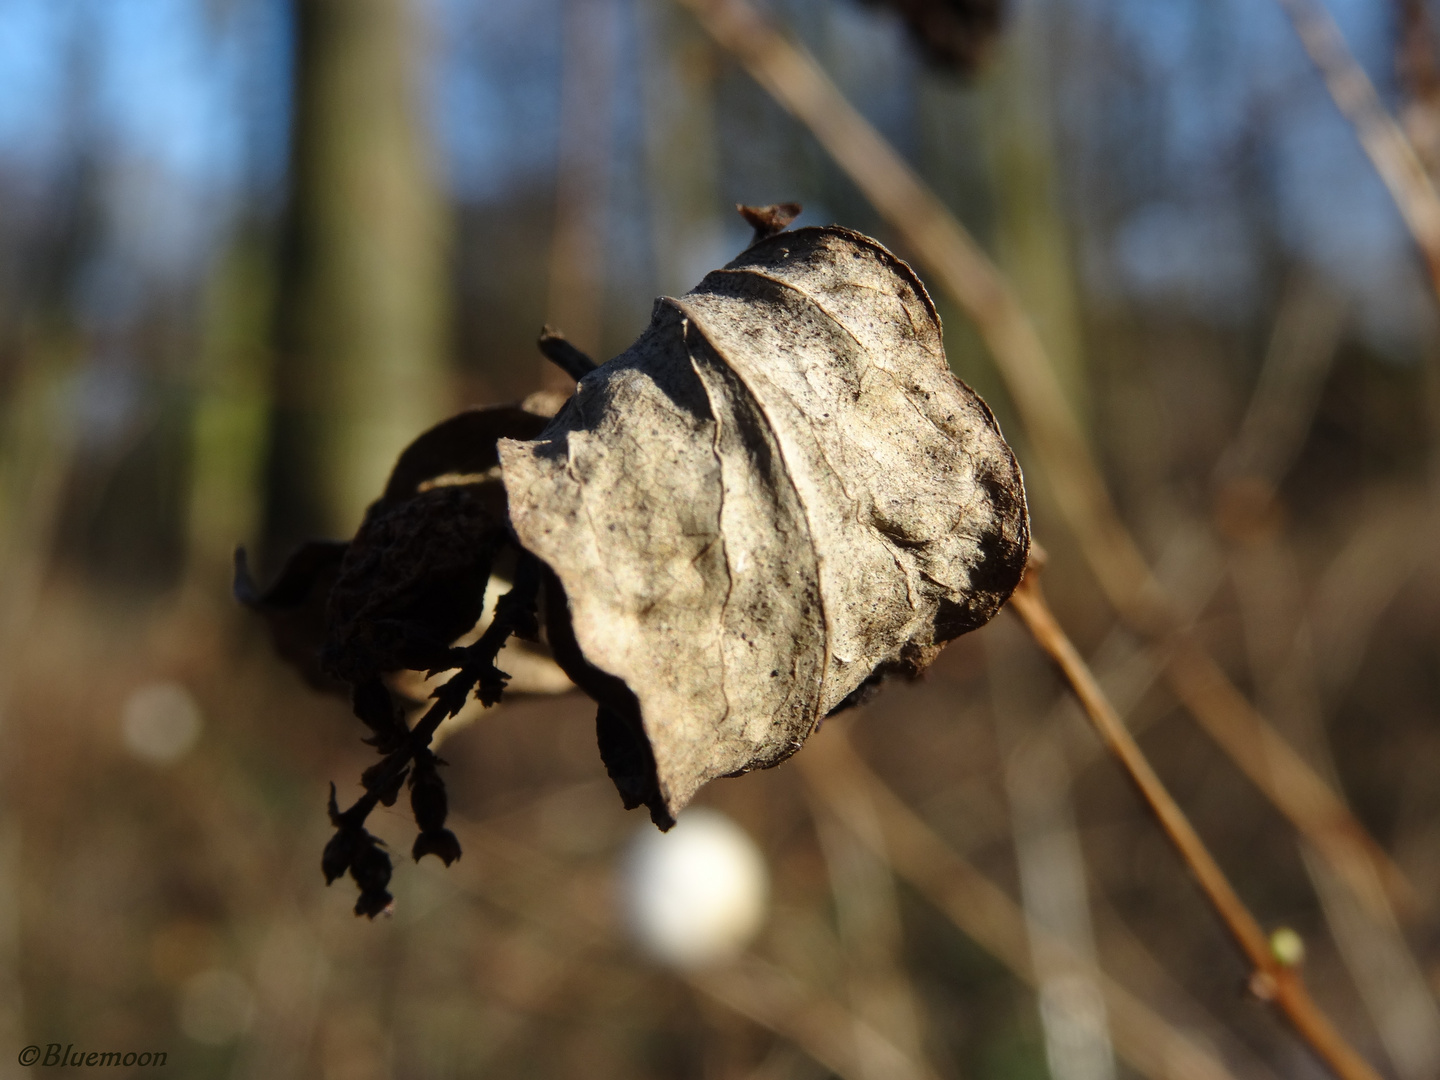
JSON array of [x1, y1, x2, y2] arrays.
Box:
[[0, 0, 1438, 1076]]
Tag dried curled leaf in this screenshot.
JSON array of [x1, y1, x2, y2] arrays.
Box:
[[242, 222, 1027, 915], [499, 226, 1028, 824]]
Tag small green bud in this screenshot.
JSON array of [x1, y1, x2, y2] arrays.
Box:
[[1269, 927, 1305, 968]]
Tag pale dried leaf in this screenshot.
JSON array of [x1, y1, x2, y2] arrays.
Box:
[[499, 227, 1029, 822]]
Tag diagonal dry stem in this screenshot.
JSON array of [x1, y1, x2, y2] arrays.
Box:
[[1007, 568, 1383, 1080], [1273, 0, 1440, 298], [671, 0, 1417, 919]]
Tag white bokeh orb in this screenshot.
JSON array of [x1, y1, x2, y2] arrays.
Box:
[[121, 681, 202, 765], [620, 807, 769, 970]]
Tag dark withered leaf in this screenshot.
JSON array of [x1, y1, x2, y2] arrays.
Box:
[[320, 405, 558, 688], [379, 405, 549, 508], [595, 704, 668, 824], [236, 407, 550, 695], [234, 542, 350, 693], [862, 0, 1005, 74], [499, 226, 1029, 824], [322, 483, 509, 685]]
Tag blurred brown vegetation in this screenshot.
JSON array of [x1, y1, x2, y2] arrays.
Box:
[[0, 0, 1438, 1077]]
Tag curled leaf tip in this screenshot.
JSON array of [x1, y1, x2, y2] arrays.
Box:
[[737, 201, 802, 245], [537, 326, 599, 381]]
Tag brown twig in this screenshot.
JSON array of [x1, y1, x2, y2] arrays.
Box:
[[1396, 0, 1440, 181], [671, 0, 1417, 919], [537, 325, 600, 382], [1274, 0, 1440, 299], [1007, 567, 1383, 1080]]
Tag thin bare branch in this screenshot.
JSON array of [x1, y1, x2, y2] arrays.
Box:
[[1213, 274, 1347, 502], [1008, 569, 1383, 1080], [1274, 0, 1440, 297], [1396, 0, 1440, 178]]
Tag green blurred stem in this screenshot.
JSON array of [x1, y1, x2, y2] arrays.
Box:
[[187, 236, 274, 589], [265, 0, 449, 560], [979, 0, 1089, 426]]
